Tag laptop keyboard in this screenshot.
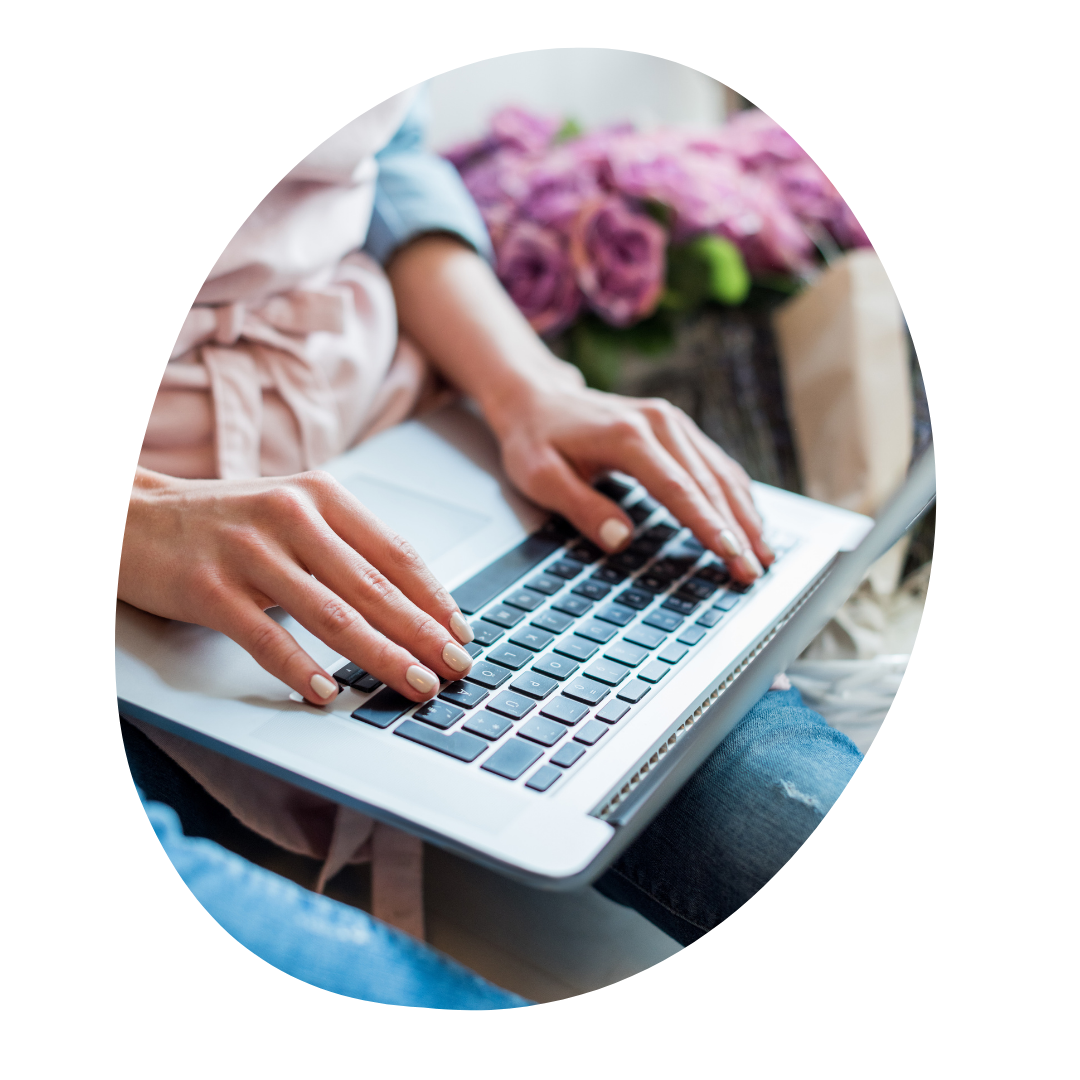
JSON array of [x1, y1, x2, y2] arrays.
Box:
[[331, 477, 796, 794]]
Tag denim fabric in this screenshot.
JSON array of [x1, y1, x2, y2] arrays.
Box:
[[363, 86, 493, 266], [594, 687, 862, 945], [144, 794, 529, 1010]]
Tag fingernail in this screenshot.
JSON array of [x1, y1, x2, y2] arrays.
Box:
[[309, 673, 338, 700], [759, 540, 775, 561], [741, 551, 764, 578], [442, 641, 473, 673], [450, 611, 474, 644], [406, 665, 439, 695], [599, 518, 631, 551], [718, 529, 743, 559]]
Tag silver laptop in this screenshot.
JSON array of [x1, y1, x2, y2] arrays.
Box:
[[116, 402, 934, 889]]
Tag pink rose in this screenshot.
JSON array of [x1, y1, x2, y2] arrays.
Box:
[[495, 221, 584, 336], [570, 197, 667, 327]]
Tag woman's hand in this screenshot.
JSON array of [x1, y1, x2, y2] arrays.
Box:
[[120, 468, 475, 705], [388, 235, 774, 584]]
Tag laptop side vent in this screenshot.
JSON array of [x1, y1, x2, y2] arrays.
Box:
[[591, 572, 826, 822]]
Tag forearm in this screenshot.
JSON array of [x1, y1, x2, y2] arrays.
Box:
[[386, 234, 581, 439]]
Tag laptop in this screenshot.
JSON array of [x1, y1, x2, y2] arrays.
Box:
[[116, 401, 935, 889]]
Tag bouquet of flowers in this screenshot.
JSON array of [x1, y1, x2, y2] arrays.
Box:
[[444, 106, 871, 386]]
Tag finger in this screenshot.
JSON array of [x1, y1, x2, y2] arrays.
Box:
[[512, 445, 635, 553], [679, 417, 775, 567], [262, 570, 449, 703], [298, 472, 475, 646]]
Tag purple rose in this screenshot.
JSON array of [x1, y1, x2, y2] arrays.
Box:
[[489, 106, 561, 155], [570, 197, 667, 327], [496, 221, 584, 336]]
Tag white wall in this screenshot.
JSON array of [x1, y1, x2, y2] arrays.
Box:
[[425, 48, 727, 151]]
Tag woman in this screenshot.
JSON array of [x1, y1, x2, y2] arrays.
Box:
[[121, 86, 862, 995]]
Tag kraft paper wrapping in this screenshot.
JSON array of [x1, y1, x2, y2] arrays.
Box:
[[773, 249, 912, 518]]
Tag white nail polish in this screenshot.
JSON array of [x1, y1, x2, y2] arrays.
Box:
[[742, 551, 764, 578], [309, 673, 338, 700], [599, 518, 631, 551], [719, 529, 743, 559], [442, 641, 473, 673], [450, 611, 474, 644], [406, 665, 439, 695]]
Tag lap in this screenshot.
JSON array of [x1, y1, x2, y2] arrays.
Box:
[[594, 687, 862, 945]]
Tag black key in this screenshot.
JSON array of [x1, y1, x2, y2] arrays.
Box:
[[642, 523, 679, 544], [465, 660, 513, 690], [591, 565, 628, 585], [566, 539, 604, 564], [526, 764, 562, 792], [463, 641, 484, 658], [624, 624, 667, 650], [462, 711, 513, 741], [351, 688, 412, 729], [540, 696, 589, 726], [526, 573, 564, 596], [355, 674, 382, 693], [572, 579, 611, 601], [695, 562, 731, 585], [696, 609, 724, 628], [663, 595, 700, 616], [607, 549, 649, 573], [552, 594, 593, 618], [648, 558, 688, 584], [547, 558, 586, 580], [644, 609, 684, 632], [471, 620, 504, 646], [537, 515, 578, 543], [604, 641, 648, 668], [550, 742, 587, 767], [395, 720, 487, 762], [677, 625, 708, 647], [439, 681, 489, 709], [658, 643, 689, 664], [638, 661, 670, 684], [503, 588, 544, 612], [485, 690, 536, 720], [510, 671, 558, 700], [333, 661, 365, 686], [532, 653, 579, 681], [413, 700, 464, 730], [585, 659, 630, 686], [518, 716, 567, 747], [596, 700, 631, 724], [486, 643, 533, 670], [574, 719, 609, 746], [713, 592, 742, 611], [452, 533, 564, 614], [677, 535, 704, 555], [554, 635, 599, 662], [616, 587, 653, 611], [594, 475, 634, 502], [626, 499, 657, 524], [531, 609, 574, 634], [574, 620, 617, 644], [634, 573, 668, 594], [509, 626, 555, 652], [727, 580, 756, 594], [482, 739, 543, 780], [563, 676, 609, 706], [616, 679, 651, 704], [595, 603, 636, 627], [681, 577, 719, 600], [482, 604, 526, 629]]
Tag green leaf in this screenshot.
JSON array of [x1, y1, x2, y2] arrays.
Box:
[[554, 117, 583, 143], [693, 234, 752, 306]]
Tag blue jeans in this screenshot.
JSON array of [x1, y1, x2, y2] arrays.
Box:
[[125, 687, 860, 1005]]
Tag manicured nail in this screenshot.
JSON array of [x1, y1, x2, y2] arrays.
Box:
[[741, 551, 764, 578], [599, 518, 631, 552], [450, 611, 474, 644], [759, 539, 775, 561], [442, 641, 473, 673], [406, 665, 439, 695], [309, 673, 338, 700], [718, 529, 743, 559]]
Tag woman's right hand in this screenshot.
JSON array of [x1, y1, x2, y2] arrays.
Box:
[[120, 468, 476, 705]]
